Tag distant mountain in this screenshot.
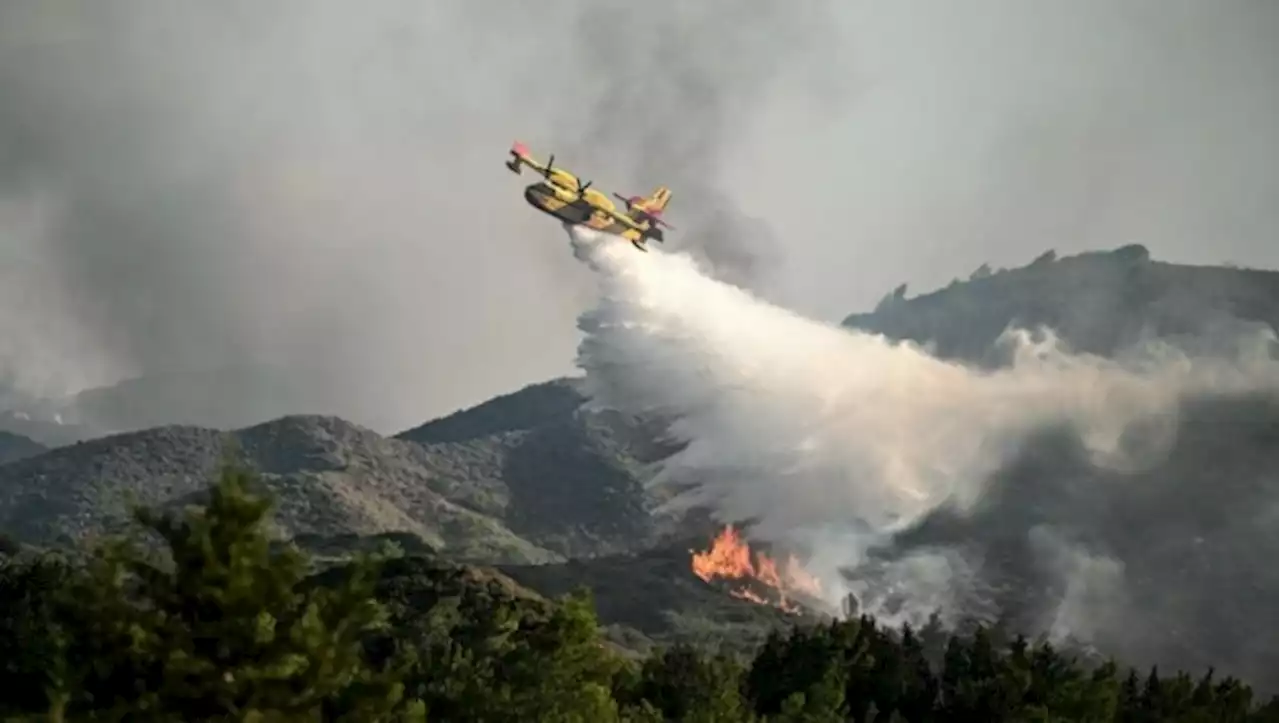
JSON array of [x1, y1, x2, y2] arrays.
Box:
[[844, 245, 1277, 361], [0, 377, 692, 566], [0, 365, 322, 447], [0, 416, 557, 564], [0, 410, 94, 448], [0, 430, 44, 465], [68, 365, 320, 433]]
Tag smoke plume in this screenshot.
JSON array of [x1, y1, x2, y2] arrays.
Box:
[[0, 0, 841, 434], [0, 1, 1270, 435], [553, 3, 844, 291], [569, 226, 1278, 682]]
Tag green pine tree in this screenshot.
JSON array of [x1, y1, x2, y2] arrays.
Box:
[[43, 460, 426, 722]]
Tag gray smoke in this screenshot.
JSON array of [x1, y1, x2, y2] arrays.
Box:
[[0, 1, 838, 433], [555, 3, 845, 290], [0, 1, 1272, 436]]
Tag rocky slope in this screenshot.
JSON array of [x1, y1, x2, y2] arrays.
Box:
[[395, 378, 686, 558]]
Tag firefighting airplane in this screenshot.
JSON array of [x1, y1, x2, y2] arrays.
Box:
[[505, 141, 673, 252]]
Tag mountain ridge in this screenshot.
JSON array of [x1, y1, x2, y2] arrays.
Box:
[[0, 430, 45, 465], [844, 245, 1277, 361], [0, 415, 560, 564]]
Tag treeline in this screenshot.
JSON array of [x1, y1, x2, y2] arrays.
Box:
[[0, 465, 1274, 722]]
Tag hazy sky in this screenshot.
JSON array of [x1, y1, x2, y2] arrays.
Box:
[[0, 0, 1274, 432]]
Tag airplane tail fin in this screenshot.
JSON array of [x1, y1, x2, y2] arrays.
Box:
[[643, 186, 672, 214], [624, 186, 674, 230]]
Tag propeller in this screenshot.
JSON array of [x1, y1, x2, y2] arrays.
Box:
[[578, 179, 593, 193], [543, 154, 555, 179]]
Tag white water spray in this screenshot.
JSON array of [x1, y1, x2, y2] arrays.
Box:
[[569, 227, 1277, 621]]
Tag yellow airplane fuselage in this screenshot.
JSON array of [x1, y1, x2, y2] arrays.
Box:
[[522, 181, 652, 245]]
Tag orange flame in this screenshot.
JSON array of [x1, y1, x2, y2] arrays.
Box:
[[690, 525, 822, 614]]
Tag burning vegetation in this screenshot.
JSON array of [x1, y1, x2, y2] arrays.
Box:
[[690, 524, 822, 614]]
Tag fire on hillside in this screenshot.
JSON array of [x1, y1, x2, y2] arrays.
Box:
[[690, 524, 822, 614]]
